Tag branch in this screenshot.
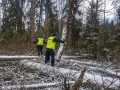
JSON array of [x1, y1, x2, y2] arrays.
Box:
[[1, 81, 74, 90], [70, 68, 86, 90]]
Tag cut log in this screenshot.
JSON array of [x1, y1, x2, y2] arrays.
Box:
[[0, 56, 38, 60], [19, 60, 84, 80], [0, 55, 81, 61], [19, 60, 86, 90], [1, 81, 75, 90]]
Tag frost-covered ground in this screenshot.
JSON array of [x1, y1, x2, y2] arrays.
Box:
[[0, 55, 120, 90]]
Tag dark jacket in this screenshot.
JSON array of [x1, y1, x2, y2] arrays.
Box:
[[46, 37, 65, 50], [53, 38, 64, 43]]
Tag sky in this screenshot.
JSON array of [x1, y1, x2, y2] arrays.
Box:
[[80, 0, 120, 23]]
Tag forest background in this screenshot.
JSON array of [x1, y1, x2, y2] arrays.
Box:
[[0, 0, 120, 61]]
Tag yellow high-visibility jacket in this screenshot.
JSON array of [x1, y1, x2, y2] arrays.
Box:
[[37, 38, 44, 45], [46, 36, 56, 49]]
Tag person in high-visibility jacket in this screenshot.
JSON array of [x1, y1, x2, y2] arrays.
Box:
[[33, 37, 46, 57], [45, 33, 67, 67]]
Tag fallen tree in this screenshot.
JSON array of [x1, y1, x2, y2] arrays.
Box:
[[1, 58, 119, 90], [19, 60, 84, 80], [1, 81, 74, 90], [0, 55, 81, 61], [1, 59, 86, 90], [0, 56, 38, 60]]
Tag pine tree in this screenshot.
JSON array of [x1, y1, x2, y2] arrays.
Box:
[[1, 0, 25, 42]]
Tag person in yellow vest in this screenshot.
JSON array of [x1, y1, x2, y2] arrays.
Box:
[[33, 37, 46, 57], [45, 33, 67, 67]]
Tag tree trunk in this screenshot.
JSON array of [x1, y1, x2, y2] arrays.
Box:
[[19, 60, 86, 90], [44, 0, 49, 39], [30, 0, 35, 43], [1, 81, 75, 90], [56, 0, 75, 59], [19, 60, 83, 80], [0, 55, 81, 61]]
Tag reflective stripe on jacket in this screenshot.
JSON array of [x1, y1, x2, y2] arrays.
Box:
[[37, 38, 44, 45], [46, 36, 56, 49]]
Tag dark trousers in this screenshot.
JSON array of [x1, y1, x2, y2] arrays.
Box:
[[45, 49, 55, 66], [36, 45, 43, 56]]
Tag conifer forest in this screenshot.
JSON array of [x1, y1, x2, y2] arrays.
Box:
[[0, 0, 120, 90]]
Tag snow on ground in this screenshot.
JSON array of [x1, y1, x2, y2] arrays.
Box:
[[0, 55, 120, 90]]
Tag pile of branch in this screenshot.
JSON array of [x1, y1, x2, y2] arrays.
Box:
[[1, 59, 86, 90]]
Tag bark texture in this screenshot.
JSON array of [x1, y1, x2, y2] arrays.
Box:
[[70, 68, 86, 90]]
